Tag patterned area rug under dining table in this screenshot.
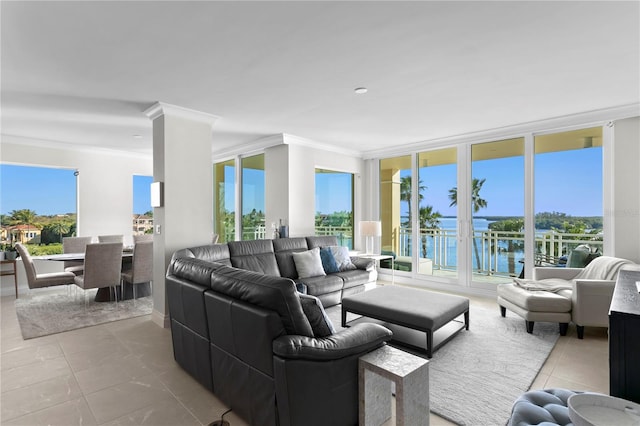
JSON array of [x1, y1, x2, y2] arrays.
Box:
[[15, 289, 153, 339]]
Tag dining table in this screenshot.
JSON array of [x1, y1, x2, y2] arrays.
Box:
[[34, 250, 150, 302]]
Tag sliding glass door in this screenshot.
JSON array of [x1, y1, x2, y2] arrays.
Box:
[[534, 127, 603, 263], [380, 155, 412, 271], [214, 159, 235, 243], [241, 154, 265, 241], [470, 138, 525, 285], [417, 148, 457, 278]]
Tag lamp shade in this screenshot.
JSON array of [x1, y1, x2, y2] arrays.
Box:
[[360, 221, 382, 237]]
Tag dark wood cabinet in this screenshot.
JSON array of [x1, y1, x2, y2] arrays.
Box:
[[609, 269, 640, 403]]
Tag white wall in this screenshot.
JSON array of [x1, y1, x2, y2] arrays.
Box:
[[268, 140, 366, 246], [264, 143, 289, 237], [0, 140, 152, 296], [149, 108, 216, 327], [612, 116, 640, 262]]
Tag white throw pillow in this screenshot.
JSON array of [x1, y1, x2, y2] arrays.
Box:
[[328, 246, 357, 271], [292, 247, 327, 278]]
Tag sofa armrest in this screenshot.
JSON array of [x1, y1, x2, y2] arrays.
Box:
[[533, 267, 582, 280], [273, 323, 392, 361], [351, 257, 376, 271], [571, 279, 616, 327]]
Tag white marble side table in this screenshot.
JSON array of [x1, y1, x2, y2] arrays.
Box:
[[359, 345, 429, 426]]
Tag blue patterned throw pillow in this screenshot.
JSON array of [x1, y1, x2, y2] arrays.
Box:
[[320, 247, 340, 274]]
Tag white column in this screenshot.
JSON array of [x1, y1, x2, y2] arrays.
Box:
[[144, 102, 219, 328]]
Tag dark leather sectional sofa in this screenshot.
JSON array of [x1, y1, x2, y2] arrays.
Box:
[[165, 235, 392, 425]]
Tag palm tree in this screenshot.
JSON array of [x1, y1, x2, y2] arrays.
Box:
[[49, 221, 70, 244], [448, 178, 487, 272], [419, 205, 442, 258], [399, 176, 426, 227]]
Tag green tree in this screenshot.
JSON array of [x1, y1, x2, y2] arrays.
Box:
[[449, 178, 487, 272], [489, 218, 524, 275], [418, 205, 442, 258], [49, 221, 70, 243], [8, 209, 40, 244], [400, 176, 425, 227]]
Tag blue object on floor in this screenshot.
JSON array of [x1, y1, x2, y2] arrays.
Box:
[[508, 388, 581, 426]]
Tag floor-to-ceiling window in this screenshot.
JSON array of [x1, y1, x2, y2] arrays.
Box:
[[417, 147, 457, 278], [241, 154, 265, 241], [214, 159, 235, 243], [132, 175, 153, 236], [380, 155, 412, 270], [377, 126, 604, 287], [315, 169, 354, 248], [0, 164, 77, 254], [470, 138, 525, 285], [534, 127, 603, 262]]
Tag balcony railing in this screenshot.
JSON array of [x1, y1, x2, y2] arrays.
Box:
[[394, 227, 602, 277]]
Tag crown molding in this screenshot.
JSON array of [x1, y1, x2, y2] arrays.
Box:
[[144, 102, 220, 124], [211, 132, 363, 162], [0, 134, 152, 159], [363, 103, 640, 159], [212, 134, 285, 162], [282, 133, 362, 157]]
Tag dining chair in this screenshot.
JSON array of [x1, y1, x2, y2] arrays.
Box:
[[14, 243, 76, 296], [121, 241, 153, 299], [74, 242, 123, 305], [133, 234, 153, 243], [98, 234, 124, 244], [62, 236, 93, 276]]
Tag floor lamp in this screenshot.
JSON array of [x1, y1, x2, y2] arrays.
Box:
[[360, 221, 382, 255]]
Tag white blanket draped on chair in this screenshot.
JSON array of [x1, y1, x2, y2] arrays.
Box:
[[513, 256, 633, 293]]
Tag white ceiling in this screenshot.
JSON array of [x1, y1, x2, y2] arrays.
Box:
[[2, 1, 639, 157]]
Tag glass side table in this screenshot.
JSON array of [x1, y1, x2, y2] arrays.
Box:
[[359, 345, 429, 426]]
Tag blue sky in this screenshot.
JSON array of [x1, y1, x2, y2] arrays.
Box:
[[404, 147, 602, 218], [1, 147, 602, 218], [0, 165, 153, 215]]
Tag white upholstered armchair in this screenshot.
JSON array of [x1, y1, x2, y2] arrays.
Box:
[[533, 256, 635, 339], [498, 256, 635, 338]]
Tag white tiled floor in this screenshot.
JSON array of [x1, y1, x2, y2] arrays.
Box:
[[1, 287, 609, 426]]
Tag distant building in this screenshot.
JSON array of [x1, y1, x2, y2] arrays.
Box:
[[4, 225, 41, 244], [133, 214, 153, 235]]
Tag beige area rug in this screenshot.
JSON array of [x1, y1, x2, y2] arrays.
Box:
[[327, 303, 559, 426], [15, 289, 153, 339]]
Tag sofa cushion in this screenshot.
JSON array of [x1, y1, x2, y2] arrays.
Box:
[[228, 240, 281, 276], [273, 237, 309, 279], [335, 269, 376, 289], [187, 244, 232, 266], [199, 262, 314, 337], [306, 235, 339, 249], [497, 283, 572, 313], [299, 294, 335, 337], [319, 247, 340, 274], [292, 248, 326, 279], [328, 246, 357, 271], [298, 274, 344, 298]]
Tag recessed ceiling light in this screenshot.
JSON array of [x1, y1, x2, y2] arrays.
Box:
[[133, 134, 142, 139], [354, 87, 368, 94]]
